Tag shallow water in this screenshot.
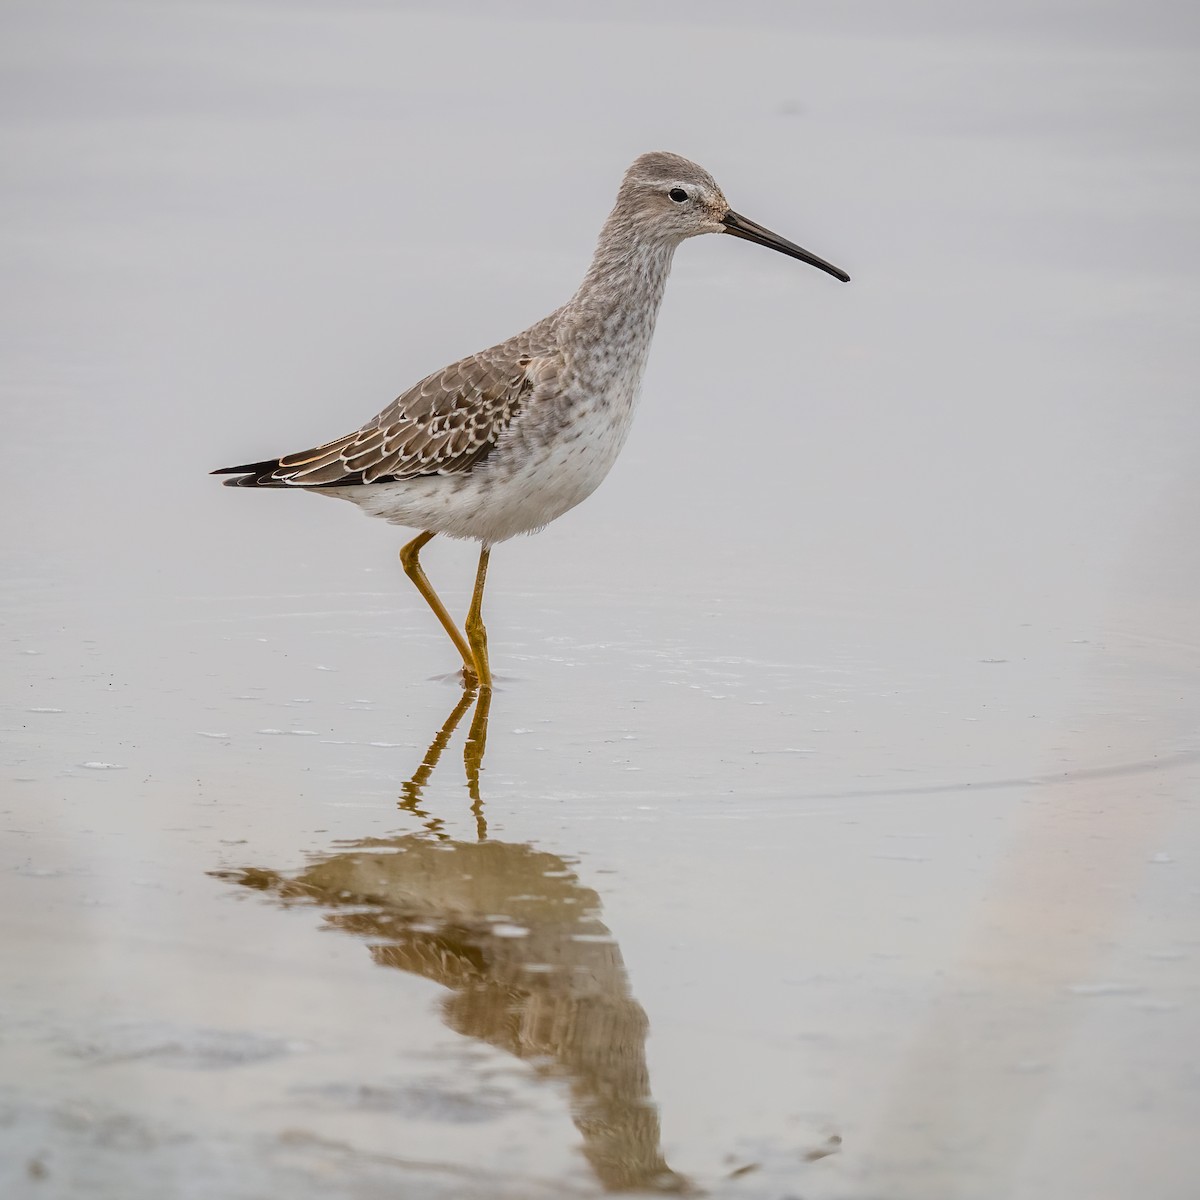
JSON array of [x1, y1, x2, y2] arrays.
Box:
[[3, 2, 1199, 1197]]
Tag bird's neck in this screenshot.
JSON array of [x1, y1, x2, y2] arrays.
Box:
[[565, 213, 679, 353]]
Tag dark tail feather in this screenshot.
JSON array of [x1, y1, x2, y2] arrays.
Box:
[[211, 459, 288, 488], [211, 459, 281, 476], [212, 456, 370, 488]]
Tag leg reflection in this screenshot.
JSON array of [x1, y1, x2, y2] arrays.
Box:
[[464, 685, 490, 841], [399, 686, 490, 841]]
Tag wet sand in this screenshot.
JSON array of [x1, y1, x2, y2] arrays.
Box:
[[3, 2, 1199, 1197]]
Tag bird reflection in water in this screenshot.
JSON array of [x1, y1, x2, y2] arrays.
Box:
[[218, 686, 689, 1194]]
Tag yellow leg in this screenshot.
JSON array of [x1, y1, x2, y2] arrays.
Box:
[[464, 545, 492, 691], [399, 531, 476, 682]]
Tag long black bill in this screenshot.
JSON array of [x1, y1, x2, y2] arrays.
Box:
[[721, 210, 850, 282]]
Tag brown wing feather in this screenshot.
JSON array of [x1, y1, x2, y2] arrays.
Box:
[[223, 342, 556, 489]]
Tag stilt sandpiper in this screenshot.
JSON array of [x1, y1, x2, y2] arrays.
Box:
[[214, 152, 849, 688]]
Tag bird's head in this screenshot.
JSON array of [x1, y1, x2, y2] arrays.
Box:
[[616, 150, 849, 282]]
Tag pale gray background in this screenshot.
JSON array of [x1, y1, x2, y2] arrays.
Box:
[[3, 2, 1198, 1198]]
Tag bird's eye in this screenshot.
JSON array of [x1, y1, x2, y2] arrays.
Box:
[[668, 187, 689, 203]]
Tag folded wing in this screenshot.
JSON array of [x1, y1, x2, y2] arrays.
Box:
[[214, 347, 554, 489]]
